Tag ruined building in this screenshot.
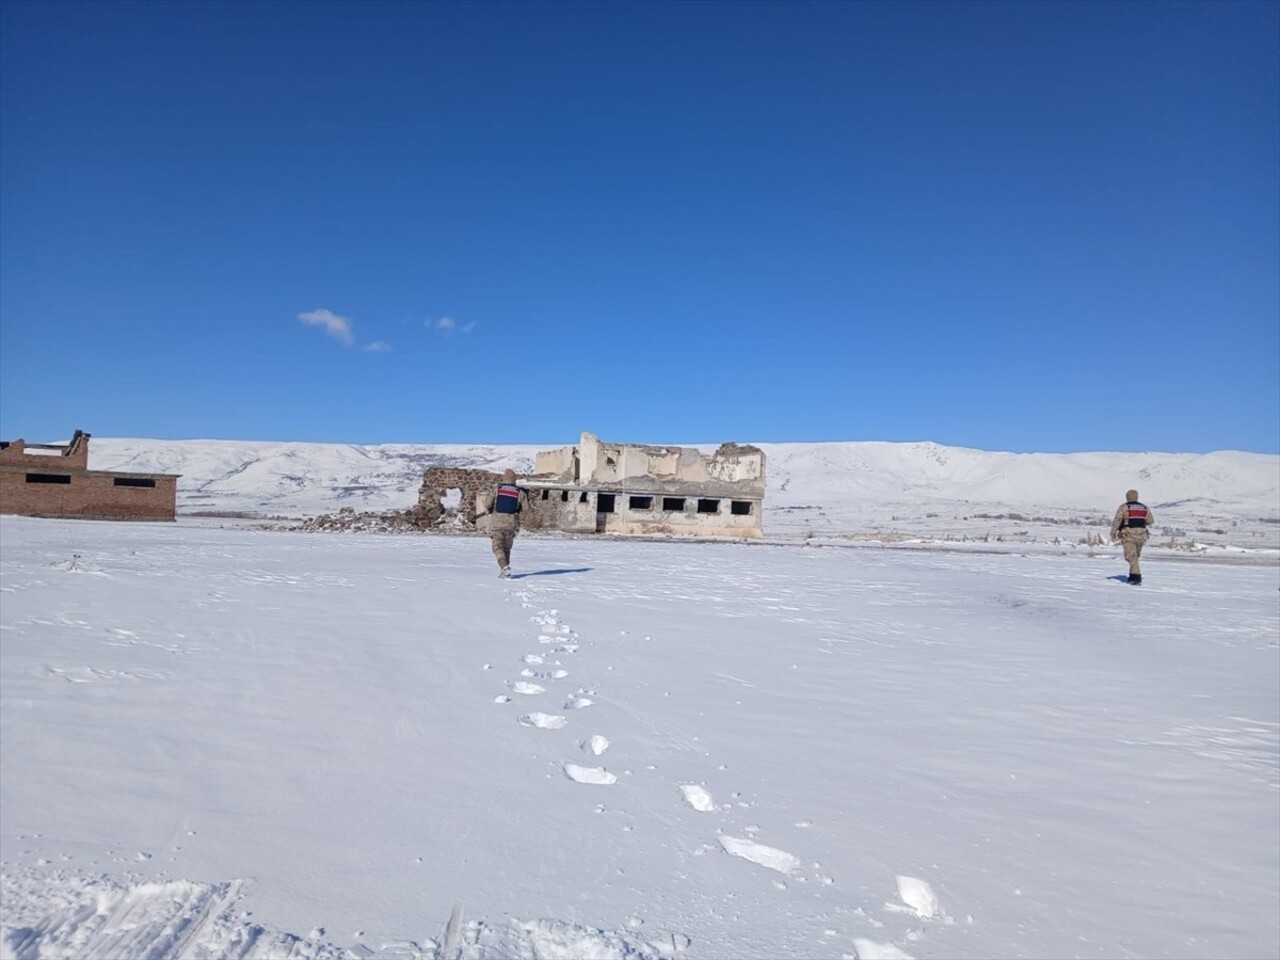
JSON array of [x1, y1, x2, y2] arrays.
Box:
[[0, 430, 179, 521], [414, 466, 503, 528], [415, 432, 765, 539]]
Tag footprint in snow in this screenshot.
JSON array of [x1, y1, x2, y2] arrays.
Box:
[[564, 763, 617, 785], [718, 835, 800, 875], [852, 938, 915, 959], [581, 735, 609, 755], [893, 875, 940, 919], [564, 696, 594, 710], [511, 681, 545, 695], [679, 785, 715, 812], [519, 713, 567, 729]]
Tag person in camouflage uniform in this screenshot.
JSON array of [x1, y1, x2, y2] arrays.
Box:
[[481, 469, 529, 578], [1110, 488, 1154, 585]]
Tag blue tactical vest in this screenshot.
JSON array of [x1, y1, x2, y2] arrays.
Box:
[[1123, 502, 1149, 528], [494, 484, 521, 514]]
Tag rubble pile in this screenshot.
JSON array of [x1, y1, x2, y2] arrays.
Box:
[[297, 505, 478, 535]]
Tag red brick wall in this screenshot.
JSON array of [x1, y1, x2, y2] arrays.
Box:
[[0, 443, 89, 473], [0, 470, 177, 521]]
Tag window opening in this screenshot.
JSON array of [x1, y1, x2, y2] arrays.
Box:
[[662, 497, 686, 512], [697, 499, 720, 514], [629, 495, 653, 510], [597, 493, 616, 514], [114, 477, 157, 488], [26, 473, 71, 484], [731, 500, 752, 516]]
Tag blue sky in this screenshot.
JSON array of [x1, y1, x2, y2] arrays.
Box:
[[1, 1, 1276, 453]]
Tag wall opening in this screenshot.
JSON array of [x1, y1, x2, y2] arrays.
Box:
[[441, 487, 462, 511], [731, 500, 753, 516], [597, 493, 616, 514], [579, 492, 588, 503], [113, 477, 157, 488], [629, 495, 653, 511], [541, 489, 550, 500], [697, 498, 720, 514], [662, 497, 685, 512], [561, 490, 570, 502], [26, 473, 71, 484]]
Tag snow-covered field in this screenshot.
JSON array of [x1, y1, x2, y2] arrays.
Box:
[[2, 513, 1277, 960]]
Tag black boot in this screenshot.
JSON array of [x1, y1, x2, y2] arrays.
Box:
[[1128, 573, 1142, 585]]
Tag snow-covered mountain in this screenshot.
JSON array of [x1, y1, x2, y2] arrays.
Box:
[[84, 437, 1280, 548], [90, 438, 543, 518]]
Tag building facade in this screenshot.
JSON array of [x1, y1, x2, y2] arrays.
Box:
[[519, 432, 766, 539], [0, 430, 179, 521]]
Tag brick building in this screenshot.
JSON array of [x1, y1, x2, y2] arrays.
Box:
[[0, 430, 179, 521]]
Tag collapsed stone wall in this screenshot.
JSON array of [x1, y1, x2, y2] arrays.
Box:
[[414, 466, 503, 527], [415, 466, 570, 532]]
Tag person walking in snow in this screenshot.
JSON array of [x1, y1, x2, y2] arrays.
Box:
[[1110, 489, 1154, 585], [480, 469, 528, 578]]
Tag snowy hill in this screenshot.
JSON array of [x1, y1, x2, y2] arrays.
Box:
[[82, 437, 1280, 549]]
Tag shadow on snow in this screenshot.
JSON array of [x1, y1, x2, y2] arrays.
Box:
[[509, 567, 593, 580]]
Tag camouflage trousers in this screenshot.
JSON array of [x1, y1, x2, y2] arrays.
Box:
[[490, 526, 517, 569], [1120, 529, 1149, 576]]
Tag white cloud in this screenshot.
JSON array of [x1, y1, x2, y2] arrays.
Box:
[[363, 341, 392, 353], [427, 316, 475, 335], [298, 308, 355, 347]]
